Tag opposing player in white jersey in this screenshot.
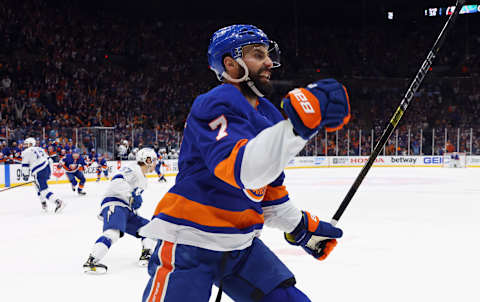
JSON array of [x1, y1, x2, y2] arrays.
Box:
[[83, 148, 158, 274], [21, 137, 65, 213]]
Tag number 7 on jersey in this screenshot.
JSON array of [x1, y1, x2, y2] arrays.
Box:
[[209, 115, 228, 141]]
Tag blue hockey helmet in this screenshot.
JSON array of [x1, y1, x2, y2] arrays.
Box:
[[207, 24, 281, 83]]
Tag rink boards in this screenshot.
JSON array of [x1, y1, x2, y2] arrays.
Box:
[[0, 159, 178, 188], [1, 155, 480, 187]]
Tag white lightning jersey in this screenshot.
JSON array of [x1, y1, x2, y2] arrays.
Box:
[[21, 146, 49, 175], [100, 164, 147, 212]]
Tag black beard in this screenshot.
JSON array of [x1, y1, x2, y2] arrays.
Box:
[[240, 70, 273, 98]]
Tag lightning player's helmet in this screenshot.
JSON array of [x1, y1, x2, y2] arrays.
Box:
[[136, 148, 157, 167], [207, 24, 281, 83], [24, 137, 36, 147]]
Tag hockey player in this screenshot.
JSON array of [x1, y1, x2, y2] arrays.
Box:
[[88, 148, 98, 162], [83, 148, 158, 274], [21, 137, 65, 213], [95, 153, 109, 182], [59, 148, 67, 161], [449, 152, 461, 168], [139, 25, 351, 302], [46, 145, 59, 163], [10, 142, 22, 163], [60, 149, 87, 195], [154, 151, 167, 182]]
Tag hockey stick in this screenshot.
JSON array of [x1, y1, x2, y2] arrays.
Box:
[[0, 181, 35, 193], [330, 0, 465, 225]]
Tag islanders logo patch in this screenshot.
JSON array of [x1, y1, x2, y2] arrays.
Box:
[[243, 187, 267, 202]]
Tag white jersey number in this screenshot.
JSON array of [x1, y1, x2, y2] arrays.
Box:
[[209, 115, 228, 141], [32, 148, 46, 160]]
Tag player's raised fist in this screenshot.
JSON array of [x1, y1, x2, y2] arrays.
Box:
[[281, 78, 351, 140]]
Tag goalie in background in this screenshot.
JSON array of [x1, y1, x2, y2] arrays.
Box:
[[448, 152, 462, 168], [83, 148, 158, 274], [21, 137, 65, 213]]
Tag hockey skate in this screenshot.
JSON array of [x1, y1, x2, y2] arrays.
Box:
[[77, 190, 86, 196], [83, 255, 107, 274], [41, 201, 48, 212], [54, 199, 66, 213], [158, 176, 167, 183], [96, 178, 100, 182], [138, 249, 152, 267]]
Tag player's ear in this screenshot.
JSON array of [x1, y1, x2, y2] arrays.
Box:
[[223, 56, 237, 73]]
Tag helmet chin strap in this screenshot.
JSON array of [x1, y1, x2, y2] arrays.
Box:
[[245, 80, 264, 98], [221, 58, 264, 98]]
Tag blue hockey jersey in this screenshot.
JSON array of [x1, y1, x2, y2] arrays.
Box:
[[61, 154, 87, 173], [140, 84, 305, 251]]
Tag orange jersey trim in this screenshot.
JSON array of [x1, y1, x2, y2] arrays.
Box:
[[147, 241, 174, 302], [154, 192, 264, 230], [214, 139, 248, 189]]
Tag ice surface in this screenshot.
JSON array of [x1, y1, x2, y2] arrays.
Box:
[[1, 167, 479, 302]]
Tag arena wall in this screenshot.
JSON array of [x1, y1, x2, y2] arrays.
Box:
[[1, 156, 479, 187]]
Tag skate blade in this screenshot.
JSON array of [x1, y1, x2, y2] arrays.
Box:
[[84, 267, 107, 274], [138, 260, 149, 267], [54, 202, 67, 214]]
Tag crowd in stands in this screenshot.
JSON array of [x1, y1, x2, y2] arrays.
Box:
[[0, 0, 479, 158]]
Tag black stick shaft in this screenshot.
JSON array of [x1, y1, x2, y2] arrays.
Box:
[[331, 0, 465, 225]]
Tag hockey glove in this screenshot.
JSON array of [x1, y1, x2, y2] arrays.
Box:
[[281, 79, 351, 140], [130, 188, 144, 210], [284, 211, 342, 260]]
